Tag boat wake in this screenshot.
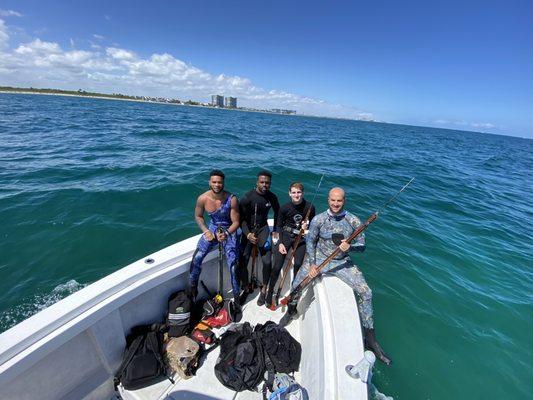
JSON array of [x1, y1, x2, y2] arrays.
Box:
[[0, 279, 86, 333]]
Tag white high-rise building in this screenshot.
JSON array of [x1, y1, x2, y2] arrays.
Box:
[[211, 95, 224, 107], [224, 97, 237, 108]]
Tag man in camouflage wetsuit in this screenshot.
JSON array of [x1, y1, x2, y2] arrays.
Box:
[[280, 187, 392, 365]]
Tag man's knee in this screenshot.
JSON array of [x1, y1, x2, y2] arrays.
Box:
[[192, 250, 205, 266], [359, 286, 372, 302]]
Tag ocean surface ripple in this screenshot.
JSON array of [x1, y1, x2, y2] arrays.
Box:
[[0, 93, 532, 399]]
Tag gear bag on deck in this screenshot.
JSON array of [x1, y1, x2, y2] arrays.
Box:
[[114, 324, 174, 390], [214, 322, 302, 392], [167, 290, 192, 337], [214, 322, 265, 392], [203, 299, 238, 328], [164, 336, 200, 380], [268, 383, 309, 400], [191, 321, 217, 345], [255, 321, 301, 373]]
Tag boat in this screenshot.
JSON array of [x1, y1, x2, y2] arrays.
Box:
[[0, 221, 371, 399]]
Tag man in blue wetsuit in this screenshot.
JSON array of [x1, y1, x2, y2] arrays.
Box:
[[189, 170, 241, 303], [280, 187, 392, 366]]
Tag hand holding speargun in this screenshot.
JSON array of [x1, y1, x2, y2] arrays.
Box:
[[247, 203, 259, 292], [269, 174, 324, 310], [279, 177, 415, 307], [215, 225, 224, 304]]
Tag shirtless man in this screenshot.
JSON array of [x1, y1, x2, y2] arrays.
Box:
[[189, 170, 241, 303]]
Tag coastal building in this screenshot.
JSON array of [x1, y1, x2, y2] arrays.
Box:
[[270, 108, 297, 115], [211, 95, 224, 107], [224, 96, 237, 108]]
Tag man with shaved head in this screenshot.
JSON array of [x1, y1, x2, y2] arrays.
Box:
[[280, 187, 392, 366]]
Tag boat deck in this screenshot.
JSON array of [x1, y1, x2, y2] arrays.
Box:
[[1, 226, 368, 400], [118, 290, 299, 400]]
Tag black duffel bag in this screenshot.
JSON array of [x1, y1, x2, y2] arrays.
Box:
[[255, 321, 301, 373], [214, 322, 265, 391]]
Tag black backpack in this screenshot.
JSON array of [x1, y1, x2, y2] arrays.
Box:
[[214, 322, 265, 392], [167, 290, 192, 337], [114, 324, 174, 390], [255, 321, 301, 374]]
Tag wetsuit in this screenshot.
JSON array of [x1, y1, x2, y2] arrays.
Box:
[[291, 209, 374, 329], [266, 199, 316, 304], [189, 194, 240, 298], [238, 189, 280, 288]]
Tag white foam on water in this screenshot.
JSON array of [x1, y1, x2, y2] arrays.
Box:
[[0, 279, 87, 332], [370, 383, 394, 400]]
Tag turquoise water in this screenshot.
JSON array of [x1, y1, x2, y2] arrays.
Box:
[[0, 93, 531, 399]]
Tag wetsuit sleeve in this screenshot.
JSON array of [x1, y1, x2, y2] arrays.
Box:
[[348, 214, 366, 253], [240, 193, 251, 236], [276, 204, 287, 233], [271, 193, 280, 232], [306, 215, 321, 264]]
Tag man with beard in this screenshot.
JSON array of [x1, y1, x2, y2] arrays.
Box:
[[238, 170, 280, 305], [265, 182, 316, 308], [189, 170, 241, 303], [280, 187, 392, 366]]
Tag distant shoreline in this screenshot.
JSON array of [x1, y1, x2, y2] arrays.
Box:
[[3, 87, 524, 139], [0, 88, 187, 106], [0, 86, 376, 123], [0, 89, 297, 117], [0, 86, 307, 118]]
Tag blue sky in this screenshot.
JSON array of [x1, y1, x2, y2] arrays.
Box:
[[0, 1, 531, 137]]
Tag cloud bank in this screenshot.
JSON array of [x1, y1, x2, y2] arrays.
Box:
[[0, 16, 371, 119], [434, 119, 496, 131]]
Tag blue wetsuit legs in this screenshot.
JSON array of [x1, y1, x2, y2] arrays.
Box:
[[189, 231, 240, 298]]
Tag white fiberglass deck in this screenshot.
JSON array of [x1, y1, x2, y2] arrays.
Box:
[[119, 291, 300, 400]]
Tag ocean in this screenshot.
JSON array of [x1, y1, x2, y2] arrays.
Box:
[[0, 92, 531, 399]]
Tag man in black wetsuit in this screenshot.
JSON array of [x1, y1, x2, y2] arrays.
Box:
[[238, 170, 280, 305], [265, 182, 315, 307]]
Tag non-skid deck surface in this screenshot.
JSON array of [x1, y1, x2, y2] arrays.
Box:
[[119, 291, 300, 400]]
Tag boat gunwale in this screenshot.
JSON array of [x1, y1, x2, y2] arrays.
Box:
[[0, 232, 207, 370]]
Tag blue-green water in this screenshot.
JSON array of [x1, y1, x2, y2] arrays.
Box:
[[0, 93, 531, 399]]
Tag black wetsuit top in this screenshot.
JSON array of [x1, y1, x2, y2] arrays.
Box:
[[239, 189, 280, 236], [276, 199, 316, 246]]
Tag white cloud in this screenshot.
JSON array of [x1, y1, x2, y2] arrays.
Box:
[[104, 15, 111, 21], [92, 34, 104, 40], [434, 119, 496, 131], [0, 9, 22, 17], [0, 19, 9, 49], [0, 19, 371, 119], [14, 38, 62, 55], [470, 122, 495, 129], [106, 47, 137, 61]]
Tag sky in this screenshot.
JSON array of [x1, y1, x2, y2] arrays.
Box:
[[0, 1, 532, 138]]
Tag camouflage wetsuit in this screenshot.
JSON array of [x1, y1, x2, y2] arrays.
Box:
[[189, 194, 240, 297], [291, 209, 374, 329]]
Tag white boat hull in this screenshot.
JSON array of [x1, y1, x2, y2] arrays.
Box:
[[0, 226, 369, 399]]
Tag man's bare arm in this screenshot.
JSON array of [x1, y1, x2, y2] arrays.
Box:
[[194, 195, 208, 233], [228, 196, 240, 234]]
